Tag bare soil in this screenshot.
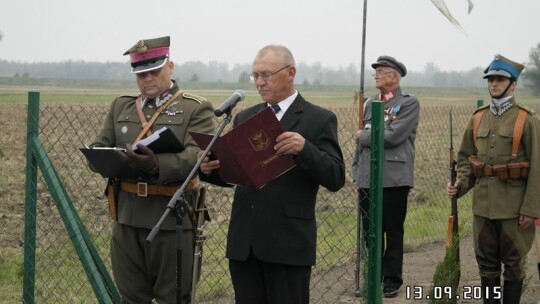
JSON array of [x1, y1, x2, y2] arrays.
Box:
[[313, 235, 540, 304]]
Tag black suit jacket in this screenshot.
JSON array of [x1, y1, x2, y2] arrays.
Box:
[[203, 93, 345, 266]]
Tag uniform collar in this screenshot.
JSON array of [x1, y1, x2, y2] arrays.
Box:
[[142, 81, 177, 108]]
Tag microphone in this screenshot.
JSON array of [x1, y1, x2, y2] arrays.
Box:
[[214, 89, 245, 117]]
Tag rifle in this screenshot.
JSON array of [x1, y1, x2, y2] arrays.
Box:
[[354, 91, 365, 130], [190, 186, 209, 304], [445, 109, 461, 293], [445, 110, 459, 252], [430, 110, 461, 301]]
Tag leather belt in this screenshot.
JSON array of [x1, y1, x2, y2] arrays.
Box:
[[119, 177, 199, 197]]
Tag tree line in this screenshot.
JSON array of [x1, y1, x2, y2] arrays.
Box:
[[1, 42, 539, 92]]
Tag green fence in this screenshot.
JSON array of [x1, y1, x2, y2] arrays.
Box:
[[10, 93, 540, 303]]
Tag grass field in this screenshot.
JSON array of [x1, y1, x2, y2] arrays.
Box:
[[0, 83, 539, 302]]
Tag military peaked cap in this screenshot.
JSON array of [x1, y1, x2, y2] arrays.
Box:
[[483, 54, 524, 80], [371, 55, 407, 77], [123, 36, 170, 74]]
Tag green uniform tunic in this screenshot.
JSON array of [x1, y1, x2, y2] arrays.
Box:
[[456, 99, 540, 280], [91, 82, 216, 303]]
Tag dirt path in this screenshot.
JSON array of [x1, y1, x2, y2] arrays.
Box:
[[320, 235, 540, 303]]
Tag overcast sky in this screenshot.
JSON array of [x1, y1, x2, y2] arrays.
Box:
[[0, 0, 538, 73]]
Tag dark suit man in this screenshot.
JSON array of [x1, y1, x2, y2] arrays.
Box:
[[199, 44, 345, 304]]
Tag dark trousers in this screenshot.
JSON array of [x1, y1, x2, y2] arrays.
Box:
[[229, 250, 311, 304], [359, 186, 410, 290]]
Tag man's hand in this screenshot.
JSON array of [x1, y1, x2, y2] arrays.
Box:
[[197, 150, 220, 173], [447, 180, 461, 199], [115, 144, 159, 177], [274, 132, 305, 155], [518, 214, 536, 232], [353, 130, 362, 143]]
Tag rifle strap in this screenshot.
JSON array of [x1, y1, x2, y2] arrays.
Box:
[[133, 90, 182, 144], [472, 107, 528, 160]]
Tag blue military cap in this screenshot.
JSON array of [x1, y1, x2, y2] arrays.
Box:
[[483, 54, 524, 80], [371, 55, 407, 77]]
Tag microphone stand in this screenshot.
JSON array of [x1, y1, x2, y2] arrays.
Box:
[[146, 110, 234, 303]]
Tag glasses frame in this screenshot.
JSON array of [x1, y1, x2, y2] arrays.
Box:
[[249, 65, 291, 81], [371, 70, 395, 78]]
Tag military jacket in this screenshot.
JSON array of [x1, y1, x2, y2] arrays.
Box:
[[352, 87, 420, 188], [91, 82, 216, 229], [457, 99, 540, 219]]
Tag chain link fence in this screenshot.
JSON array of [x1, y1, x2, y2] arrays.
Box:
[[16, 99, 540, 303]]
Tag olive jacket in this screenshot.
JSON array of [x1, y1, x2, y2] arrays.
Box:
[[456, 99, 540, 219], [90, 82, 216, 230]]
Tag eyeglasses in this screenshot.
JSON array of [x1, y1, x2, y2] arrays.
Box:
[[371, 71, 394, 78], [249, 65, 291, 81]]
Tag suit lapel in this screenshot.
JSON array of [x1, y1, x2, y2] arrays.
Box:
[[280, 94, 303, 131]]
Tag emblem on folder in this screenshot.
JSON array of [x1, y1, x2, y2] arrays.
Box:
[[249, 130, 270, 151]]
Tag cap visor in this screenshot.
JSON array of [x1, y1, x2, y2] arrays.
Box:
[[371, 63, 393, 69], [131, 58, 167, 74], [483, 69, 512, 79]]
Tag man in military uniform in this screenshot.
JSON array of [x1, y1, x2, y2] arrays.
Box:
[[352, 55, 420, 298], [89, 36, 216, 303], [447, 54, 540, 304]]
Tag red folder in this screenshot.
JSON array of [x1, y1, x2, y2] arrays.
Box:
[[190, 107, 296, 189]]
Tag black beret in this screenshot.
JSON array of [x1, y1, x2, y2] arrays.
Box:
[[371, 55, 407, 77]]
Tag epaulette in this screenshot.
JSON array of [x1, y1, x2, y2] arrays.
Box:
[[517, 104, 536, 115], [401, 91, 411, 97], [117, 94, 139, 98], [181, 92, 206, 104], [115, 94, 139, 102], [473, 104, 490, 114]]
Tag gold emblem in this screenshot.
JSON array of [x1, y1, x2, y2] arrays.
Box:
[[249, 130, 270, 151], [136, 40, 147, 53]]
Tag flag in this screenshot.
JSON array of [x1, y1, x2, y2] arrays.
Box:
[[430, 0, 474, 36]]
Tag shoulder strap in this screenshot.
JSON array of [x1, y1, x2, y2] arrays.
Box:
[[512, 109, 528, 160], [135, 96, 152, 139], [472, 108, 487, 148], [133, 90, 182, 144]]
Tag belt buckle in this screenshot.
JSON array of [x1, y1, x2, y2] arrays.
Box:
[[484, 165, 493, 176], [137, 182, 148, 197]]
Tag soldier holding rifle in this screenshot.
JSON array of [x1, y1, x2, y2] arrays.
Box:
[[89, 36, 216, 303], [447, 54, 540, 304]]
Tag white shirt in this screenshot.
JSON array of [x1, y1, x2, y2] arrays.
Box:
[[267, 90, 298, 121]]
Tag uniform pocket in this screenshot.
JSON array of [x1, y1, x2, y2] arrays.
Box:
[[497, 127, 513, 156]]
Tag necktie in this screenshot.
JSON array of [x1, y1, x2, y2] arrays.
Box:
[[271, 104, 281, 114]]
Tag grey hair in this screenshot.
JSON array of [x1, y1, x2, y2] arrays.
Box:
[[255, 44, 295, 67]]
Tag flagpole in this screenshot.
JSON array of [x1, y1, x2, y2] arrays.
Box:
[[354, 0, 368, 298]]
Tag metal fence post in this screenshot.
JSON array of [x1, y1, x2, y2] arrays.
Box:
[[477, 99, 483, 107], [23, 91, 40, 304], [368, 101, 384, 304]]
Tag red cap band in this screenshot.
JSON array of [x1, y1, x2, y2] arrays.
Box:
[[129, 47, 169, 63]]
